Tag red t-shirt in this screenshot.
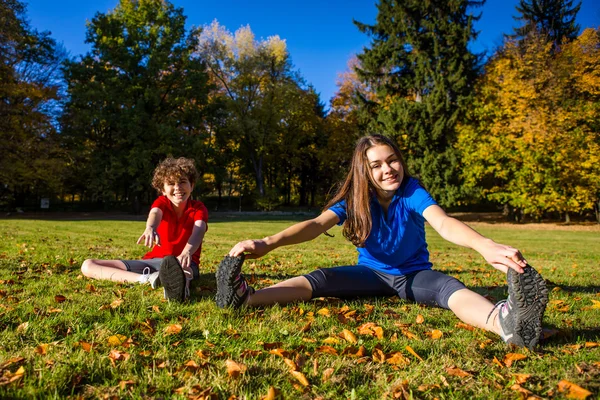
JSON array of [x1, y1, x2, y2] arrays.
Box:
[[143, 196, 209, 265]]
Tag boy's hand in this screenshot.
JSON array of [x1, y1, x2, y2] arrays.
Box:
[[177, 252, 192, 269], [229, 239, 269, 259], [137, 227, 160, 248]]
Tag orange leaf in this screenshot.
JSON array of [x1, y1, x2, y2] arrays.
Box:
[[290, 370, 309, 386], [283, 358, 298, 371], [225, 359, 247, 378], [512, 373, 531, 384], [557, 380, 592, 399], [323, 337, 341, 344], [300, 321, 312, 333], [405, 345, 424, 362], [110, 299, 123, 309], [492, 356, 504, 368], [54, 295, 66, 303], [455, 322, 475, 331], [342, 329, 357, 344], [425, 329, 443, 339], [372, 348, 386, 363], [79, 341, 93, 352], [34, 344, 48, 355], [152, 305, 161, 313], [315, 346, 338, 355], [386, 352, 410, 366], [416, 314, 424, 324], [164, 324, 182, 335], [503, 353, 527, 367], [261, 386, 282, 400], [446, 366, 472, 378], [401, 329, 419, 340], [317, 307, 330, 316], [269, 348, 289, 358]]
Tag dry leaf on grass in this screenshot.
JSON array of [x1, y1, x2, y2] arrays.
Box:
[[290, 370, 309, 386], [225, 359, 247, 378], [446, 366, 472, 378], [315, 346, 338, 355], [512, 373, 531, 384], [503, 353, 527, 367], [322, 367, 334, 382], [34, 344, 49, 355], [54, 295, 66, 303], [405, 345, 424, 362], [107, 334, 128, 346], [416, 314, 425, 324], [164, 324, 182, 335], [342, 329, 357, 343], [557, 380, 592, 399], [283, 358, 298, 371], [261, 386, 282, 400], [425, 329, 443, 339]]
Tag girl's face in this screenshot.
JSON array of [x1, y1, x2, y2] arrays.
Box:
[[162, 176, 193, 209], [366, 144, 404, 199]]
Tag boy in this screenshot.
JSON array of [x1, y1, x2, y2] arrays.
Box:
[[81, 157, 208, 302]]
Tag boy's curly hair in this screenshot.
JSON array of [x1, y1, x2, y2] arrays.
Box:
[[151, 157, 199, 193]]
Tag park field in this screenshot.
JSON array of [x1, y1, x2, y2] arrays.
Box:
[[0, 215, 599, 399]]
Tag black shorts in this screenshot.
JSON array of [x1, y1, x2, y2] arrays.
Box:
[[304, 265, 466, 309]]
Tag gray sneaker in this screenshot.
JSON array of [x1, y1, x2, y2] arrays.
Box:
[[491, 265, 548, 349], [215, 255, 254, 309], [148, 271, 161, 289]]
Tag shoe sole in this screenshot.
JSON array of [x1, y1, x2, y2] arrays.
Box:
[[507, 265, 549, 349], [215, 255, 245, 308], [160, 256, 186, 302]]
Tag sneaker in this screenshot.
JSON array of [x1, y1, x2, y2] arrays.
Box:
[[159, 256, 189, 302], [215, 255, 254, 308], [490, 265, 549, 349], [148, 271, 161, 289]]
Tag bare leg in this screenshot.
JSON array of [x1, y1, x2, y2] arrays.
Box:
[[81, 259, 143, 283], [447, 288, 501, 335], [246, 276, 313, 307]]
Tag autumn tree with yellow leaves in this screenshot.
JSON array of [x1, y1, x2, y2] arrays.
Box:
[[457, 28, 600, 222]]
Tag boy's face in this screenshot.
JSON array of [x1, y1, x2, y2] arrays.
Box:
[[162, 176, 193, 209]]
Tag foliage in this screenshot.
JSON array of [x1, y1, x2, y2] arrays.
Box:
[[457, 29, 600, 221], [510, 0, 581, 50], [196, 22, 326, 204], [0, 0, 66, 208], [0, 216, 599, 398], [61, 0, 212, 210], [354, 0, 484, 207]]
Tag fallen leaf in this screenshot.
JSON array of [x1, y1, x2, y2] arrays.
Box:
[[54, 295, 66, 303], [34, 344, 49, 355], [323, 337, 341, 344], [225, 359, 247, 378], [261, 386, 282, 400], [503, 353, 527, 368], [16, 322, 29, 333], [107, 334, 128, 347], [300, 321, 312, 333], [284, 358, 298, 371], [317, 308, 330, 317], [110, 299, 123, 309], [119, 380, 135, 390], [446, 366, 472, 378], [417, 384, 441, 391], [425, 330, 443, 339], [372, 348, 386, 363], [405, 345, 424, 362], [557, 380, 592, 399], [47, 307, 62, 313], [512, 373, 531, 384], [152, 305, 160, 313], [386, 352, 410, 366], [416, 314, 424, 324], [290, 370, 309, 386], [269, 348, 290, 358], [455, 322, 475, 331], [401, 329, 419, 340], [164, 324, 182, 335], [315, 346, 338, 355], [342, 329, 357, 344]]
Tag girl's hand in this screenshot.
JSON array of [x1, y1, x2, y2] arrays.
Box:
[[479, 239, 526, 274], [137, 227, 160, 248], [229, 240, 270, 259]]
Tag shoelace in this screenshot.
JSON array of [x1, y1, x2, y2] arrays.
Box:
[[140, 267, 151, 283], [486, 299, 507, 325]]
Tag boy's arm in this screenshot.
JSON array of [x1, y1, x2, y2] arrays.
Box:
[[422, 204, 526, 274], [137, 207, 163, 247], [177, 220, 207, 269], [228, 210, 340, 259]]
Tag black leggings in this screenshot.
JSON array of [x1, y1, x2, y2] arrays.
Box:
[[304, 265, 466, 309]]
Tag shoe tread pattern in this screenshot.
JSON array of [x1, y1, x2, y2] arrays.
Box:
[[215, 255, 245, 308], [160, 256, 186, 302]]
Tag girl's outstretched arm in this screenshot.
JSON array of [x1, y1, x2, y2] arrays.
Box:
[[423, 205, 526, 274], [229, 210, 340, 259]]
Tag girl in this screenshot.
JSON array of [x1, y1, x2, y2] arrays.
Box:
[[216, 135, 548, 349]]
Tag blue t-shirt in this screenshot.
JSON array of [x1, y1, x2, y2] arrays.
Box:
[[328, 177, 437, 276]]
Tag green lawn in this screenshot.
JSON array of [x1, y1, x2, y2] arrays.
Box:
[[0, 215, 599, 399]]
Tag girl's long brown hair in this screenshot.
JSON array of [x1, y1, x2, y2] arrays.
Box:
[[324, 134, 410, 247]]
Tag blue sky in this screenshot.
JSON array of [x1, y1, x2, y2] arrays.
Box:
[[24, 0, 600, 107]]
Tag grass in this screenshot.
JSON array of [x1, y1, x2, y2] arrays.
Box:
[[0, 215, 599, 399]]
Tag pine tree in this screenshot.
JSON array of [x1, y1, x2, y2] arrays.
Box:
[[354, 0, 484, 206], [511, 0, 581, 49]]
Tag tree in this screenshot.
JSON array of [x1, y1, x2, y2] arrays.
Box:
[[62, 0, 211, 210], [457, 29, 600, 221], [0, 0, 66, 209], [354, 0, 484, 207], [196, 21, 318, 200], [510, 0, 581, 49]]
